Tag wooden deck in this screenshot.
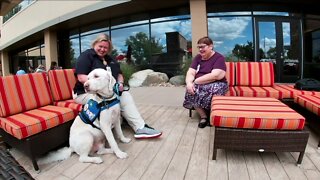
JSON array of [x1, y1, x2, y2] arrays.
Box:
[[9, 87, 320, 180]]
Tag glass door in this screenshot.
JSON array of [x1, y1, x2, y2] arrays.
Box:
[[255, 17, 302, 83]]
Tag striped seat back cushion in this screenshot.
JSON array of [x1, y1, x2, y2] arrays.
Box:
[[236, 62, 274, 86], [0, 73, 53, 117], [48, 69, 76, 101], [225, 62, 235, 86]]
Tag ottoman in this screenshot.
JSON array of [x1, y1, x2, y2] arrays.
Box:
[[210, 96, 309, 165]]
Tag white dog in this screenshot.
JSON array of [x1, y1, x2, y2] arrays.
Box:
[[39, 68, 131, 164]]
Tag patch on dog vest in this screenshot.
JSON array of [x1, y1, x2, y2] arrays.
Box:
[[79, 99, 101, 124]]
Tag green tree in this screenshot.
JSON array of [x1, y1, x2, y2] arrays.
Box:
[[232, 41, 265, 61], [125, 32, 163, 66], [232, 41, 254, 61], [267, 47, 276, 59]]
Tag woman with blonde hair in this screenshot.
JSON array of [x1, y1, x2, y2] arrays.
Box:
[[73, 33, 162, 139]]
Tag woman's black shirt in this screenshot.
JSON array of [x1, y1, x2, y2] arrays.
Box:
[[73, 48, 122, 95]]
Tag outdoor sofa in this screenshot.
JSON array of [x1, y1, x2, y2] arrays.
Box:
[[0, 69, 81, 171]]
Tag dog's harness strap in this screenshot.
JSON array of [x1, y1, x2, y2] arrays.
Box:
[[98, 98, 120, 110], [79, 98, 120, 130]]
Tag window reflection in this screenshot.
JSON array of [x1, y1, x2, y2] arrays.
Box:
[[111, 25, 149, 66], [150, 19, 191, 77], [11, 43, 45, 74], [70, 38, 80, 68], [208, 16, 253, 62]]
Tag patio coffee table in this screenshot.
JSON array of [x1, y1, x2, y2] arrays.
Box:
[[210, 96, 309, 165]]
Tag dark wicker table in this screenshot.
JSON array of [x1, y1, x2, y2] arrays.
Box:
[[0, 146, 34, 180]]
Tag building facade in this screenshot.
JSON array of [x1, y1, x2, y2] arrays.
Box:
[[0, 0, 320, 83]]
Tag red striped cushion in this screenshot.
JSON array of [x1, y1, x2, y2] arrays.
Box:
[[0, 105, 76, 139], [234, 86, 282, 99], [0, 73, 53, 117], [294, 94, 320, 116], [236, 62, 274, 86], [211, 96, 305, 130], [273, 83, 320, 99], [48, 69, 76, 101], [53, 99, 82, 112], [225, 86, 237, 96], [225, 62, 235, 86]]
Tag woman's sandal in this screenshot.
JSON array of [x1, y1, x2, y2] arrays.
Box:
[[198, 118, 208, 128]]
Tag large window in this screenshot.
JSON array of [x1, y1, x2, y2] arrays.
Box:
[[67, 14, 191, 77], [312, 30, 320, 62], [208, 14, 253, 62], [10, 43, 45, 74]]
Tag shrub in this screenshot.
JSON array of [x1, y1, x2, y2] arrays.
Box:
[[120, 63, 137, 85], [181, 56, 192, 76]]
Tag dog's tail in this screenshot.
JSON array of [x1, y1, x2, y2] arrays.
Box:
[[38, 147, 73, 165]]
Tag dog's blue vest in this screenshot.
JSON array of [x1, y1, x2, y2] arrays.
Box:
[[79, 98, 120, 129]]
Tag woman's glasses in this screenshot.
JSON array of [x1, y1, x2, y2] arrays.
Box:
[[197, 44, 208, 49]]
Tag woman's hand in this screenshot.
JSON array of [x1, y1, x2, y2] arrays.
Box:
[[186, 82, 195, 95], [118, 82, 124, 92]]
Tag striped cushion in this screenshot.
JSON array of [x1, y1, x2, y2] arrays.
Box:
[[211, 96, 305, 130], [236, 62, 274, 86], [48, 69, 76, 101], [225, 86, 237, 96], [225, 62, 235, 86], [53, 99, 82, 112], [273, 83, 320, 99], [0, 73, 53, 117], [294, 94, 320, 116], [0, 105, 76, 139], [234, 86, 282, 99]]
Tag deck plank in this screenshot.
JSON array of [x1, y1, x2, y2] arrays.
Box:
[[244, 152, 270, 180], [162, 120, 198, 180], [208, 127, 229, 180], [184, 123, 211, 180], [140, 108, 187, 180]]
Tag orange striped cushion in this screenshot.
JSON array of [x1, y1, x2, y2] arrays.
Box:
[[0, 105, 76, 139], [211, 96, 305, 130], [48, 69, 76, 101], [225, 86, 237, 96], [236, 62, 274, 86], [294, 94, 320, 116], [0, 73, 53, 117], [273, 83, 320, 99], [225, 62, 235, 86], [53, 99, 82, 112], [234, 86, 282, 99]]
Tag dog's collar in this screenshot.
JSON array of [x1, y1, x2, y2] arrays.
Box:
[[97, 92, 115, 100]]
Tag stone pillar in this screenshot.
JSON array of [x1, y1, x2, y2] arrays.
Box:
[[1, 51, 10, 76], [44, 29, 58, 70], [190, 0, 208, 56]]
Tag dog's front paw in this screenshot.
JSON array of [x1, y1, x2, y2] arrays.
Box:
[[115, 151, 128, 159], [120, 137, 131, 143]]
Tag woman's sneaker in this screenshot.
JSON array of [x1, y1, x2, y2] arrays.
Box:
[[134, 124, 162, 139]]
